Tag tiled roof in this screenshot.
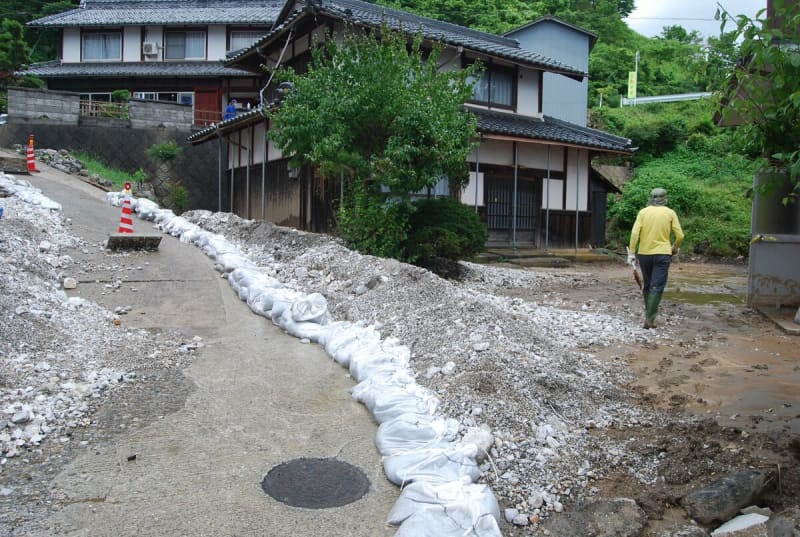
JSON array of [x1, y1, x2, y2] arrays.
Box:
[[471, 108, 634, 153], [189, 104, 634, 154], [28, 0, 282, 27], [229, 0, 585, 78], [22, 60, 256, 78]]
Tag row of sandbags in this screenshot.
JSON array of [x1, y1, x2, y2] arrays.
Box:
[[110, 192, 503, 536]]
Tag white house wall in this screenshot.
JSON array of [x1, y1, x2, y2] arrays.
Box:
[[516, 66, 541, 117], [63, 28, 80, 62], [207, 25, 227, 60], [517, 143, 563, 170], [143, 26, 163, 61], [564, 148, 588, 212], [468, 139, 513, 166], [122, 27, 141, 61]]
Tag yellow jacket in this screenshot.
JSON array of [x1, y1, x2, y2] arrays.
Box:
[[629, 205, 684, 255]]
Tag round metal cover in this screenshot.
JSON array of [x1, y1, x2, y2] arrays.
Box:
[[261, 457, 370, 509]]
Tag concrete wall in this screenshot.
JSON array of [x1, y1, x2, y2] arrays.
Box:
[[0, 119, 224, 212], [8, 87, 81, 124], [8, 87, 194, 130], [129, 99, 194, 129]]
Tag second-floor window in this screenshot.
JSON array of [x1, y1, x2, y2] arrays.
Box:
[[230, 30, 263, 52], [469, 65, 515, 108], [82, 32, 121, 61], [165, 31, 205, 60]]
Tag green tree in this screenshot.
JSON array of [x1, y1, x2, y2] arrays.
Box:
[[719, 0, 800, 202], [0, 19, 31, 73], [266, 25, 479, 260]]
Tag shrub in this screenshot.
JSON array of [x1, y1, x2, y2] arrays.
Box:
[[146, 140, 183, 162], [405, 197, 487, 263], [337, 190, 412, 260], [165, 181, 189, 214]]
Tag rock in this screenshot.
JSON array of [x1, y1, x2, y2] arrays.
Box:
[[540, 497, 647, 537], [767, 506, 800, 537], [38, 240, 52, 252], [505, 508, 519, 522], [63, 277, 78, 289], [658, 525, 710, 537], [512, 514, 530, 526], [682, 470, 770, 525], [710, 513, 769, 536]]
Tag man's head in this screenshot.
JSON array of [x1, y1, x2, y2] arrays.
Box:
[[648, 187, 668, 206]]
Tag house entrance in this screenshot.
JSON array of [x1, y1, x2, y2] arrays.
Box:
[[485, 175, 537, 244]]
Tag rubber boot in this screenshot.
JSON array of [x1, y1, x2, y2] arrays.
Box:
[[644, 293, 662, 329]]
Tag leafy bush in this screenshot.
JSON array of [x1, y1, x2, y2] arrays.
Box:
[[337, 190, 412, 261], [146, 140, 183, 162], [111, 89, 131, 102], [165, 181, 189, 214], [405, 197, 487, 263], [606, 147, 756, 257]]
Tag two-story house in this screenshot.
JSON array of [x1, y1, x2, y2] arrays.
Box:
[[187, 0, 634, 248], [26, 0, 283, 125]]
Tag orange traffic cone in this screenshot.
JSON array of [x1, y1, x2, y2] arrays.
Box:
[[118, 197, 134, 233], [26, 134, 40, 173]]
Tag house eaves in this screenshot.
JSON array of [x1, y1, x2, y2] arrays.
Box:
[[189, 104, 636, 156], [227, 0, 587, 80], [472, 108, 634, 154], [188, 107, 265, 143], [22, 60, 255, 78], [28, 0, 283, 27]]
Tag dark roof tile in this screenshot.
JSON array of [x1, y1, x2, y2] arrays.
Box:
[[229, 0, 585, 77], [29, 0, 282, 27], [22, 60, 255, 77], [471, 108, 633, 153]]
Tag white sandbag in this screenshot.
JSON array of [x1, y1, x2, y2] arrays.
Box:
[[369, 383, 440, 424], [290, 293, 329, 324], [351, 369, 417, 407], [348, 345, 410, 382], [387, 478, 501, 528], [324, 325, 382, 367], [229, 268, 281, 302], [461, 425, 494, 463], [394, 508, 502, 537], [375, 412, 459, 456], [134, 198, 161, 220], [382, 443, 481, 486]]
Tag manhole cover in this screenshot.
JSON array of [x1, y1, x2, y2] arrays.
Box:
[[261, 457, 370, 509]]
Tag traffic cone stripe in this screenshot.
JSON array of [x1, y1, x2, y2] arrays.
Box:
[[26, 135, 40, 173], [118, 198, 134, 233]]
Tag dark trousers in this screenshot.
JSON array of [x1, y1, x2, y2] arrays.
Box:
[[638, 254, 671, 295]]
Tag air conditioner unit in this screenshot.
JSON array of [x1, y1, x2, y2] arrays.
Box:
[[142, 42, 158, 55]]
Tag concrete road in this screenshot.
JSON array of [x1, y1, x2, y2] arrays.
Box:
[[19, 159, 398, 536]]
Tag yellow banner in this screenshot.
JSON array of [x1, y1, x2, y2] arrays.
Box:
[[627, 71, 637, 99]]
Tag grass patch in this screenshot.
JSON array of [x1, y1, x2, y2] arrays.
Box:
[[72, 152, 135, 189]]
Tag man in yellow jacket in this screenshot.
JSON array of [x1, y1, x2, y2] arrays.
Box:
[[628, 187, 684, 329]]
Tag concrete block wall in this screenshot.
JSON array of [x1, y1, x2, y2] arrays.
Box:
[[8, 87, 80, 125], [8, 88, 194, 130], [129, 99, 194, 129]]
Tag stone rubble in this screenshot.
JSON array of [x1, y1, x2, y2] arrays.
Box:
[[0, 178, 191, 478]]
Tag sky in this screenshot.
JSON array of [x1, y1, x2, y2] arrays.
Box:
[[625, 0, 766, 40]]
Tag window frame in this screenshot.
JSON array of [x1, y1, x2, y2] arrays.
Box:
[[81, 30, 122, 62], [465, 60, 517, 110], [228, 28, 267, 53], [164, 29, 207, 60]]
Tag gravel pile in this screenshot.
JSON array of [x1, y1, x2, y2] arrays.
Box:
[[0, 174, 685, 532], [181, 211, 674, 527], [0, 175, 191, 485]]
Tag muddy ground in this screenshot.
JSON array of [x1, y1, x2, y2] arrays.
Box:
[[497, 259, 800, 534]]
